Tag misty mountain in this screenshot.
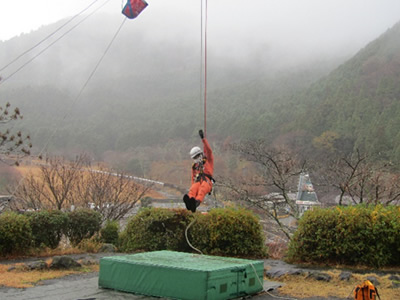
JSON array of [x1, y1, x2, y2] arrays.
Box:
[[0, 12, 344, 161], [282, 21, 400, 163], [3, 12, 399, 168]]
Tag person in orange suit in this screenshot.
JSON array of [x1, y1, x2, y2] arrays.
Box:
[[183, 129, 214, 212]]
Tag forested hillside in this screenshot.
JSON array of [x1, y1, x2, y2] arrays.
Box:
[[1, 13, 400, 171], [283, 21, 400, 163], [0, 13, 339, 160]]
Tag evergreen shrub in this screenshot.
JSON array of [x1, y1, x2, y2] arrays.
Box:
[[121, 208, 193, 252], [100, 220, 120, 245], [287, 205, 400, 267], [121, 207, 267, 258], [189, 207, 267, 257], [0, 212, 32, 256], [66, 209, 102, 246], [27, 210, 68, 249]]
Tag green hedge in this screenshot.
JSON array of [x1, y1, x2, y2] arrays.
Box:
[[121, 208, 193, 252], [0, 209, 104, 256], [100, 220, 120, 245], [287, 205, 400, 267], [0, 212, 32, 255], [27, 210, 68, 249], [121, 207, 267, 258], [189, 208, 267, 257], [66, 209, 102, 246]]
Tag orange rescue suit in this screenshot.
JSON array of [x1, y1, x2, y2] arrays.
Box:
[[188, 138, 214, 202]]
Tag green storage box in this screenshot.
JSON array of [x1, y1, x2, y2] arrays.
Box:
[[99, 250, 264, 299]]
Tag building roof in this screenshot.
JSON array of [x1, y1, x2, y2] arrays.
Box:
[[296, 173, 319, 204]]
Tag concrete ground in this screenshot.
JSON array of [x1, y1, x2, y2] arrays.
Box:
[[0, 254, 348, 300], [0, 271, 347, 300]]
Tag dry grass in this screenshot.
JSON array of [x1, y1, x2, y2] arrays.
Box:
[[0, 262, 99, 288], [1, 241, 91, 261], [266, 239, 288, 259], [0, 241, 101, 289], [29, 246, 87, 258], [274, 270, 400, 299]]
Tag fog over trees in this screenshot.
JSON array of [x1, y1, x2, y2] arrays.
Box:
[[0, 1, 400, 194]]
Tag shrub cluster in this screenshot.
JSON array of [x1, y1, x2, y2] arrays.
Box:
[[121, 207, 267, 258], [100, 220, 120, 245], [121, 208, 193, 252], [0, 212, 32, 255], [189, 208, 267, 257], [287, 205, 400, 267], [0, 209, 102, 256], [27, 210, 68, 249], [66, 209, 102, 246]]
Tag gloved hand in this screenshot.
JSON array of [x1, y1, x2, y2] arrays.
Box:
[[199, 129, 204, 139]]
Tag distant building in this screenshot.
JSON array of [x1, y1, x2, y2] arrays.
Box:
[[296, 173, 321, 216]]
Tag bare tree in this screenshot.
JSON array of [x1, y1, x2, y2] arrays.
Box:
[[218, 140, 305, 240], [9, 173, 47, 211], [11, 155, 152, 221], [12, 155, 87, 210], [74, 166, 152, 221], [322, 150, 400, 205], [0, 102, 32, 165], [378, 172, 400, 205], [320, 149, 367, 205], [349, 164, 400, 205]]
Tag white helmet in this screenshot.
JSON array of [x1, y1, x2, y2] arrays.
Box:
[[190, 146, 202, 159]]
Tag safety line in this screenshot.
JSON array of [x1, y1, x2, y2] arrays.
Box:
[[185, 227, 283, 300], [199, 0, 203, 130], [185, 218, 203, 254], [204, 0, 208, 138], [0, 0, 113, 86], [184, 214, 296, 299], [0, 0, 100, 73]]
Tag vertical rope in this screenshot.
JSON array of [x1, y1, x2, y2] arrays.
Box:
[[200, 0, 203, 130], [204, 0, 208, 138]]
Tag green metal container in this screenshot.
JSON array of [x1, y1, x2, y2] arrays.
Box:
[[99, 250, 264, 300]]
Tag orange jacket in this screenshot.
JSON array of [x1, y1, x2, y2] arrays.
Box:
[[191, 138, 214, 184]]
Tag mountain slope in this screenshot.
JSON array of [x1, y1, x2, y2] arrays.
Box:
[[0, 13, 340, 159], [284, 21, 400, 162]]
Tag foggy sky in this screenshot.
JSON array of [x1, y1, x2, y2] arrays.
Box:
[[130, 0, 400, 68], [1, 0, 400, 70], [1, 0, 400, 160]]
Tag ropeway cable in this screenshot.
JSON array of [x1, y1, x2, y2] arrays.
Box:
[[8, 17, 127, 198], [0, 0, 113, 86], [0, 0, 100, 73], [37, 17, 127, 159]]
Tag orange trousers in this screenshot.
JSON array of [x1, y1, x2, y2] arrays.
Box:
[[188, 180, 212, 202]]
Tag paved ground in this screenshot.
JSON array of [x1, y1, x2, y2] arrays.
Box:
[[0, 272, 346, 300], [0, 254, 348, 300]]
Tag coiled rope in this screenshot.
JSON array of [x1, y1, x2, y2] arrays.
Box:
[[185, 217, 203, 255]]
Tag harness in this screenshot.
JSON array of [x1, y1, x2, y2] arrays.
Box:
[[192, 157, 215, 184]]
